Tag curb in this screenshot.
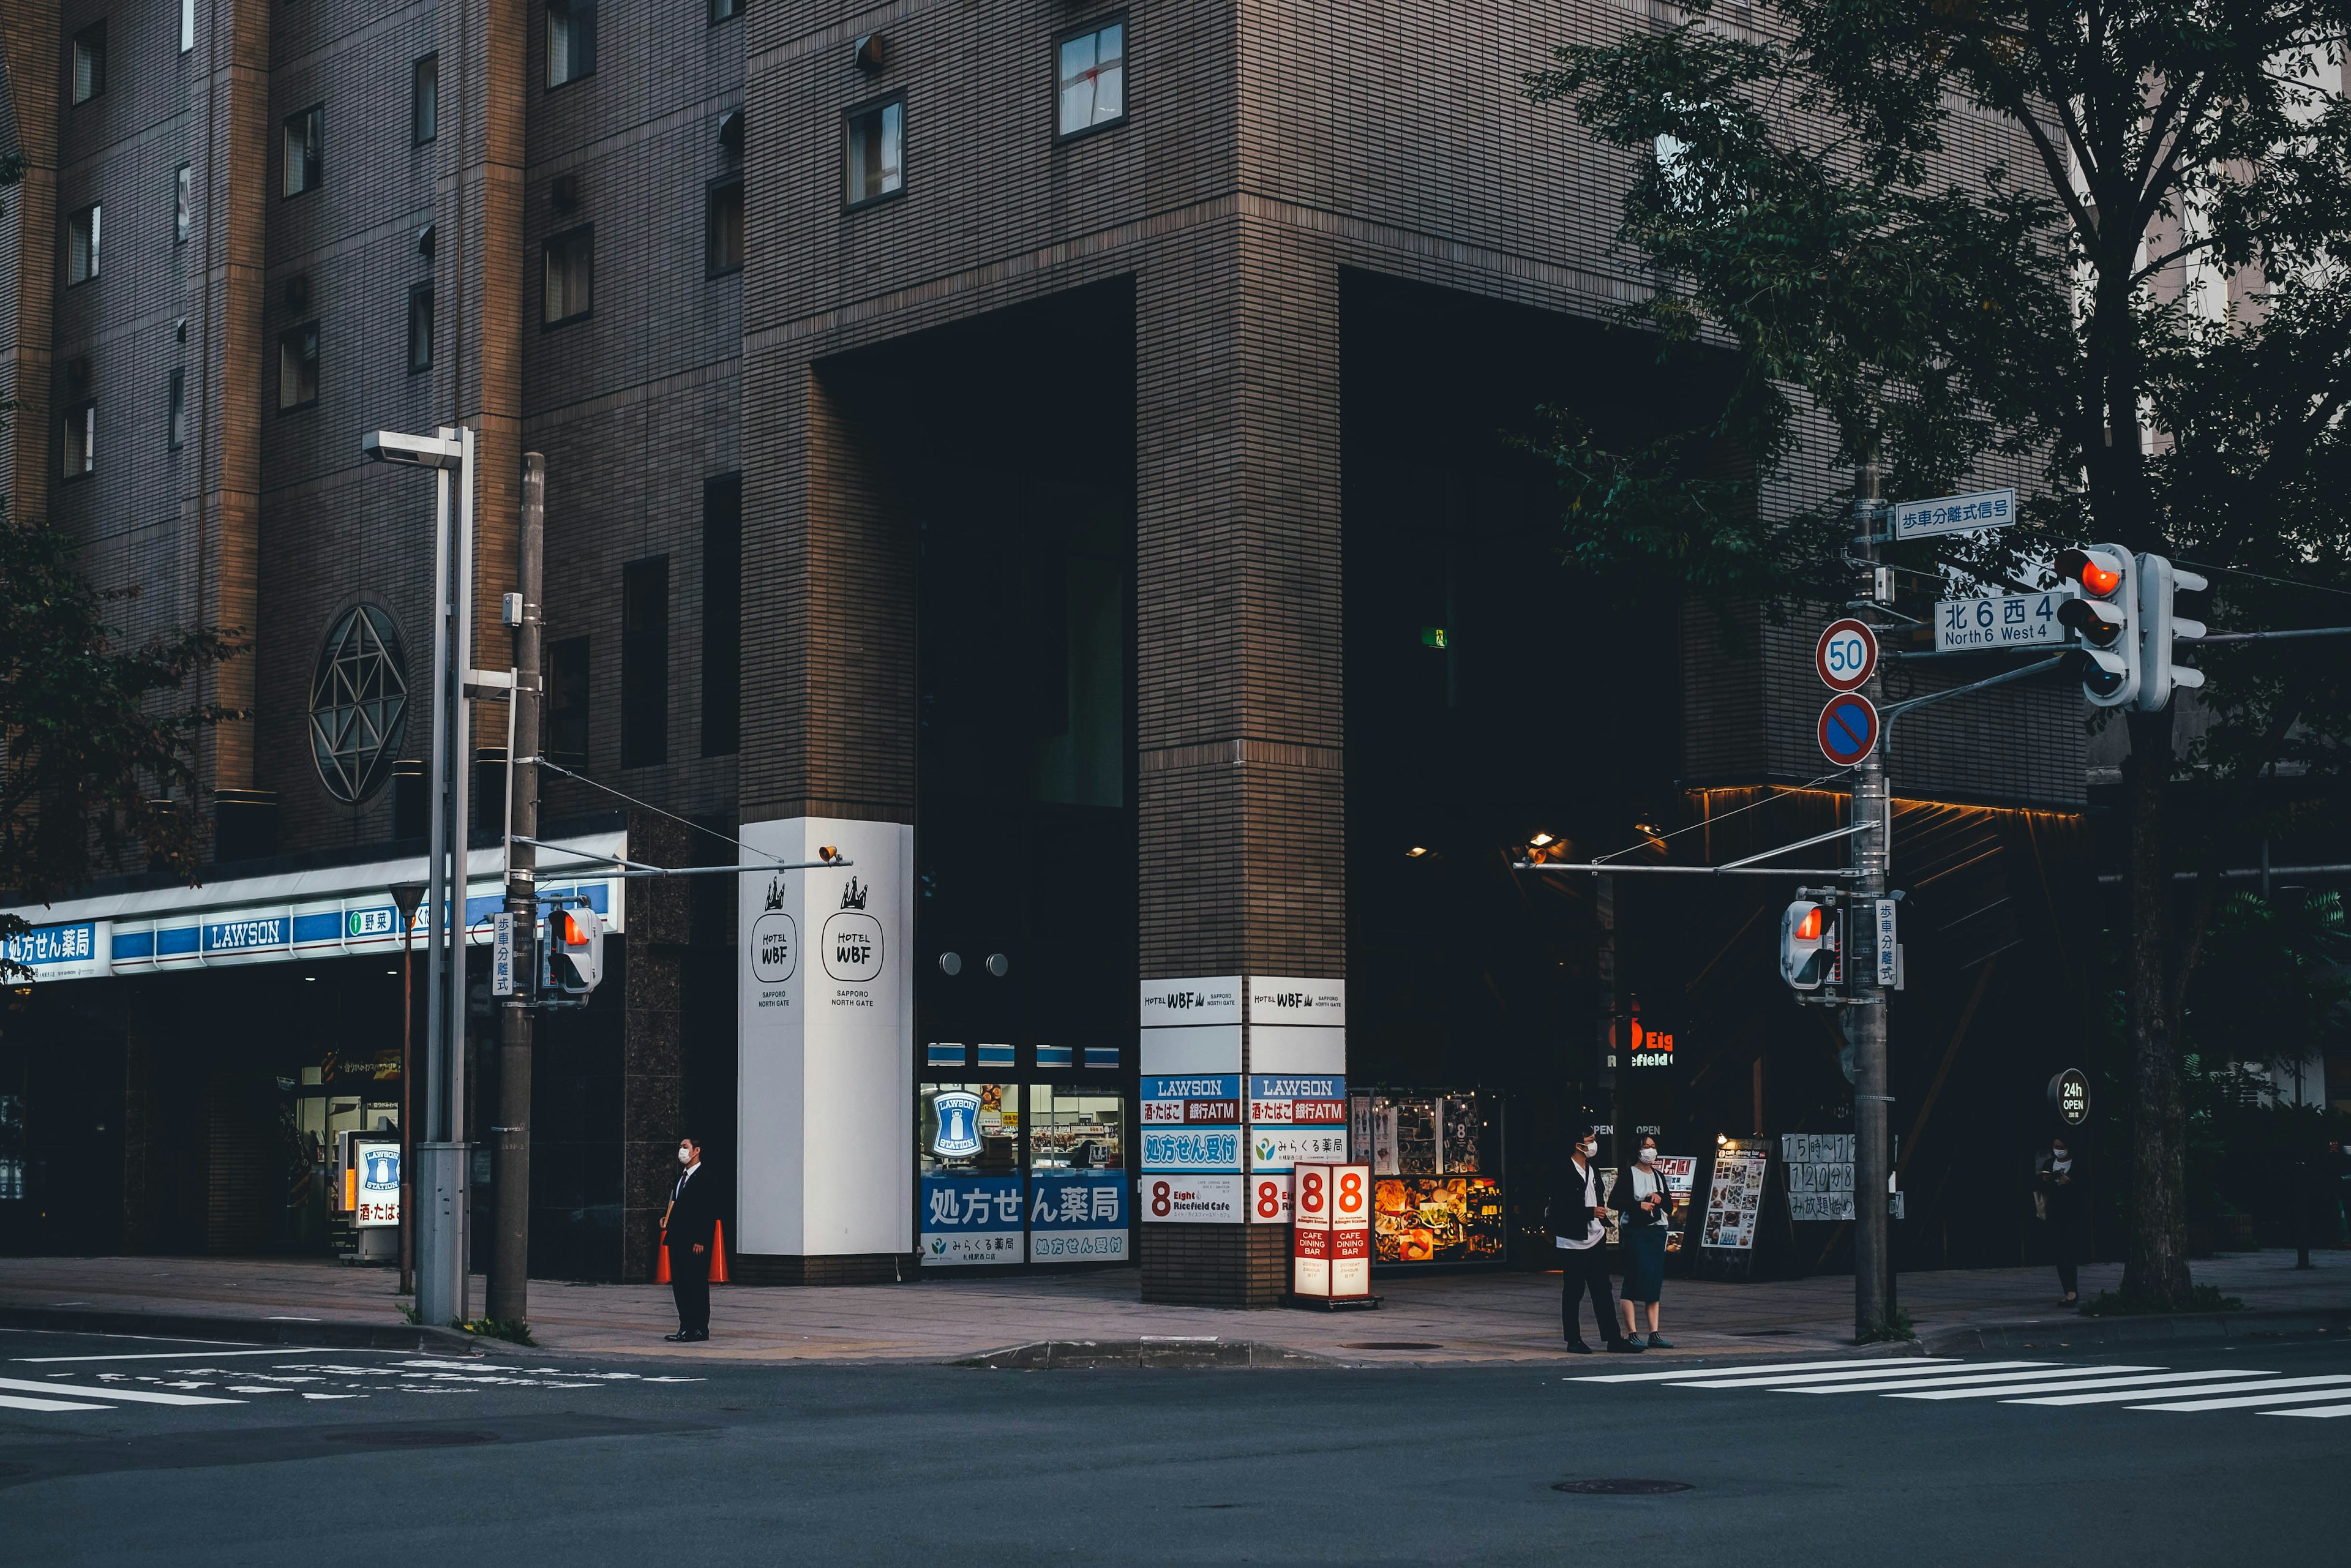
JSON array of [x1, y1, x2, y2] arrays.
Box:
[[0, 1302, 486, 1356], [1920, 1306, 2351, 1355]]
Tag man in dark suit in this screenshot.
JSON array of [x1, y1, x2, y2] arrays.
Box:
[[664, 1133, 719, 1343]]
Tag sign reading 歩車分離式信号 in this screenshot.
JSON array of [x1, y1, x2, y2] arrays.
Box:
[[1893, 487, 2017, 541]]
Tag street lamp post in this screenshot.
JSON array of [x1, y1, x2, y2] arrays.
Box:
[[363, 426, 474, 1330], [389, 879, 427, 1297]]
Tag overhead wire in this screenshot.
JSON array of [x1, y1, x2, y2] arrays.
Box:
[[529, 756, 787, 866], [1586, 771, 1851, 864]]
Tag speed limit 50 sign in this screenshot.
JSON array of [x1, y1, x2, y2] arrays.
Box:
[[1815, 618, 1880, 692]]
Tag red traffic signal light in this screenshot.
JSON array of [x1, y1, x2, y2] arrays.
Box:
[[2055, 545, 2139, 707]]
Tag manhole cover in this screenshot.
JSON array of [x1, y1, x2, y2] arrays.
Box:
[[324, 1430, 498, 1448], [1551, 1479, 1693, 1496], [1342, 1341, 1443, 1351]]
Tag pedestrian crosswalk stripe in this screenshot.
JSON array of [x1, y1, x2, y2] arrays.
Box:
[[0, 1376, 240, 1407], [1895, 1369, 2271, 1400], [1779, 1365, 2164, 1394], [2007, 1375, 2351, 1408], [0, 1392, 112, 1412], [1572, 1357, 1962, 1384], [2266, 1403, 2351, 1419], [2124, 1381, 2351, 1413], [1669, 1360, 2057, 1390]]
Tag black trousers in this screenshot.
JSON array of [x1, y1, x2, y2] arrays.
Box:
[[669, 1240, 710, 1333], [2052, 1228, 2080, 1297], [1560, 1244, 1618, 1343]]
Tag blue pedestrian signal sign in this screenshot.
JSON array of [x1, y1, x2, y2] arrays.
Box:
[[1817, 693, 1879, 766]]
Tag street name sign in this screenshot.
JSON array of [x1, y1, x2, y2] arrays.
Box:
[[1935, 590, 2066, 653], [1815, 618, 1879, 692], [1893, 487, 2017, 541], [1817, 692, 1879, 766]]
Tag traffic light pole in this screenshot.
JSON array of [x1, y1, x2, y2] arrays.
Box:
[[489, 454, 545, 1327], [1850, 481, 1894, 1343]]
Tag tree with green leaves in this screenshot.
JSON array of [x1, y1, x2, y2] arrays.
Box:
[[0, 151, 242, 979], [1527, 0, 2351, 1305]]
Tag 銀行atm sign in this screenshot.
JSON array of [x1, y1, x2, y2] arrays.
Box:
[[1140, 1075, 1241, 1125], [1247, 1075, 1346, 1124]]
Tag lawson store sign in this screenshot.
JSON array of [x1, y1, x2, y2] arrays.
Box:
[[0, 833, 626, 983]]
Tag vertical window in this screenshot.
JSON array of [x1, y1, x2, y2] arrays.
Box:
[[1057, 20, 1126, 137], [174, 165, 192, 244], [706, 177, 744, 276], [710, 0, 739, 21], [62, 403, 95, 479], [182, 0, 195, 52], [168, 367, 187, 451], [621, 557, 670, 768], [413, 55, 439, 144], [542, 227, 593, 324], [408, 283, 434, 372], [547, 1, 596, 89], [701, 475, 741, 757], [283, 106, 323, 198], [72, 23, 106, 106], [545, 637, 591, 765], [66, 204, 100, 285], [844, 98, 904, 206], [279, 323, 320, 410]]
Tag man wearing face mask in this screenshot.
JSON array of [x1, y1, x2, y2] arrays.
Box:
[[664, 1134, 718, 1342], [1554, 1126, 1640, 1354], [2034, 1135, 2088, 1307]]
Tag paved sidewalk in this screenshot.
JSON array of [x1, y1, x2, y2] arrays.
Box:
[[4, 1248, 2346, 1364]]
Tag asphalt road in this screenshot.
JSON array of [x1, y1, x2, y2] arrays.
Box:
[[2, 1327, 2345, 1565]]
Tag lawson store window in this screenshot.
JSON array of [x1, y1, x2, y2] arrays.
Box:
[[918, 1082, 1127, 1267]]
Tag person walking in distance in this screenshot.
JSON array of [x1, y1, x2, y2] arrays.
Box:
[[2034, 1134, 2088, 1307], [664, 1134, 718, 1343], [1611, 1135, 1673, 1349], [1555, 1125, 1641, 1354]]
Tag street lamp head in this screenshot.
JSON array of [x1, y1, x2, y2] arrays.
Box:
[[362, 429, 465, 470]]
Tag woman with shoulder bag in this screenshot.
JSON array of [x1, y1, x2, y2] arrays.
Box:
[[1611, 1136, 1674, 1349]]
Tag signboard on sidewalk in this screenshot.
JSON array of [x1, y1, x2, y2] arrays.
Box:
[[353, 1138, 402, 1228], [1700, 1147, 1769, 1249], [1291, 1163, 1373, 1300]]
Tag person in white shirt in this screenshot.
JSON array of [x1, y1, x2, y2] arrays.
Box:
[[1554, 1126, 1641, 1354]]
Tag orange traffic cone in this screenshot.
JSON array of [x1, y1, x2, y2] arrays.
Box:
[[708, 1221, 730, 1285], [654, 1229, 670, 1284]]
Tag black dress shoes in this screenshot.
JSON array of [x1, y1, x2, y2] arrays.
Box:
[[664, 1330, 694, 1342], [1564, 1338, 1596, 1354]]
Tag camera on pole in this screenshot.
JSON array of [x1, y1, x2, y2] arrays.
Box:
[[2137, 553, 2208, 711], [1779, 899, 1838, 990], [544, 902, 604, 1000], [2055, 545, 2139, 707]]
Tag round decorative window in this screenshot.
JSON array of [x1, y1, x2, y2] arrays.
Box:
[[309, 605, 410, 802]]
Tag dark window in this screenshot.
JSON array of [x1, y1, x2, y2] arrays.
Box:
[[283, 106, 323, 198], [168, 367, 186, 451], [71, 23, 105, 106], [543, 227, 592, 326], [61, 403, 94, 479], [701, 475, 741, 757], [174, 164, 190, 244], [545, 637, 590, 765], [706, 177, 743, 276], [547, 0, 596, 89], [413, 54, 439, 144], [844, 97, 904, 206], [1056, 18, 1125, 137], [66, 204, 100, 285], [279, 322, 320, 411], [710, 0, 739, 21], [408, 282, 434, 372], [621, 557, 670, 768]]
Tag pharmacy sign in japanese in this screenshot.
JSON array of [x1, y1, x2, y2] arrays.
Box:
[[920, 1176, 1024, 1266], [1141, 1128, 1244, 1172], [1028, 1171, 1127, 1262]]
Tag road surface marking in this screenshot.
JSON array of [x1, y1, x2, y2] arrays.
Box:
[[2125, 1382, 2351, 1412], [2007, 1375, 2347, 1407], [1667, 1360, 2050, 1389], [1571, 1357, 1960, 1385], [1893, 1369, 2271, 1400], [0, 1393, 113, 1412], [0, 1376, 241, 1406], [12, 1346, 355, 1363], [1776, 1365, 2163, 1394]]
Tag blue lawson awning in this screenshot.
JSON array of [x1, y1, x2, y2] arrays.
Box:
[[1, 830, 627, 983]]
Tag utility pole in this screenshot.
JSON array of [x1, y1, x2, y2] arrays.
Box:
[[389, 879, 427, 1297], [1851, 467, 1893, 1341], [489, 454, 544, 1325]]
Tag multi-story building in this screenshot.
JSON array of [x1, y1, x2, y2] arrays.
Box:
[[2, 2, 2099, 1303]]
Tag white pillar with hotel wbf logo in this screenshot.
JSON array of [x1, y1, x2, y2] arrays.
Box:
[[737, 818, 913, 1259]]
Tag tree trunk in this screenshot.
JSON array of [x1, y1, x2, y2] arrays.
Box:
[[2120, 704, 2193, 1306]]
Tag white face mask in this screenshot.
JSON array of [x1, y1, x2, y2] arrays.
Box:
[[2052, 1150, 2070, 1165], [678, 1146, 695, 1166], [1578, 1141, 1597, 1159], [1640, 1146, 1658, 1164]]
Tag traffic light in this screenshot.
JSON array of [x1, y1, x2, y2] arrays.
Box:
[[546, 904, 604, 997], [2055, 545, 2139, 707], [2137, 553, 2208, 711], [1779, 899, 1837, 990]]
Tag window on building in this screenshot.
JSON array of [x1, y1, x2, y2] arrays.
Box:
[[168, 367, 186, 451], [182, 0, 195, 53], [710, 0, 740, 21], [706, 177, 744, 276], [844, 97, 904, 206], [0, 1093, 23, 1202], [547, 0, 596, 89], [545, 636, 590, 765], [413, 54, 439, 144], [62, 403, 94, 480], [408, 283, 433, 373], [279, 322, 320, 410], [66, 204, 100, 285], [309, 606, 410, 803], [71, 23, 106, 106], [1057, 20, 1125, 137], [621, 557, 670, 768], [543, 227, 592, 325], [174, 164, 191, 244], [701, 474, 741, 757], [283, 106, 323, 198]]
